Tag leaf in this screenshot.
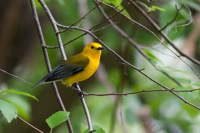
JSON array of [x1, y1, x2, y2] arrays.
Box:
[[116, 5, 131, 18], [137, 2, 150, 12], [5, 96, 31, 121], [0, 99, 17, 123], [103, 0, 130, 18], [84, 125, 105, 133], [103, 0, 122, 5], [151, 5, 166, 12], [0, 89, 38, 101], [174, 78, 191, 85], [142, 49, 160, 63], [137, 2, 166, 12], [46, 111, 70, 130]]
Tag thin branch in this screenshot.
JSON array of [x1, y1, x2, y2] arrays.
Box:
[[100, 0, 199, 79], [30, 0, 73, 132], [38, 0, 67, 60], [175, 5, 193, 28], [0, 68, 33, 86], [60, 1, 99, 34], [75, 84, 95, 133], [94, 1, 182, 86], [160, 5, 184, 31], [83, 88, 200, 96], [95, 0, 164, 47], [130, 0, 200, 67], [17, 116, 44, 133]]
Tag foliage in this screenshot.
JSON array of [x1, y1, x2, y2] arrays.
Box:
[[0, 99, 17, 123], [46, 111, 70, 132], [0, 88, 37, 123]]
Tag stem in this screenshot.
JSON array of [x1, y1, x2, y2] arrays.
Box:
[[29, 0, 73, 132], [75, 83, 94, 133], [38, 0, 67, 60], [130, 0, 200, 66], [17, 116, 43, 133]]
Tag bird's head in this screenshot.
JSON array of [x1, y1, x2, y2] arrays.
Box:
[[82, 42, 103, 59]]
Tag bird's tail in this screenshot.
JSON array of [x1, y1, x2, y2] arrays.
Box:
[[31, 74, 52, 88], [31, 78, 46, 88]]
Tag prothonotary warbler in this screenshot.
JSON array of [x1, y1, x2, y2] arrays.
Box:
[[32, 42, 103, 88]]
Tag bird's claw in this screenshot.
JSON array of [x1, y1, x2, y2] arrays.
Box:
[[71, 86, 87, 95]]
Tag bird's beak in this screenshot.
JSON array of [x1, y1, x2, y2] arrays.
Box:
[[97, 47, 104, 50]]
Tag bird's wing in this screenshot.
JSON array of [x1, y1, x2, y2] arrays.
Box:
[[32, 54, 89, 87]]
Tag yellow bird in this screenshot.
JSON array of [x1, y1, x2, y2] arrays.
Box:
[[32, 42, 103, 87]]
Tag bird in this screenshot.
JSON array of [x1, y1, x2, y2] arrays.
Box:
[[32, 42, 103, 88]]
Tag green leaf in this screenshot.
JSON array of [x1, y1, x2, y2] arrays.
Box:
[[116, 5, 131, 18], [84, 125, 105, 133], [137, 2, 166, 12], [142, 49, 160, 63], [0, 89, 38, 101], [103, 0, 122, 5], [46, 111, 70, 130], [0, 99, 17, 123], [111, 0, 122, 6], [5, 96, 31, 121], [103, 0, 130, 18], [174, 78, 191, 85], [151, 5, 166, 12]]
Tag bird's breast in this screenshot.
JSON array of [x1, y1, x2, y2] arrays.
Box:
[[62, 57, 100, 86]]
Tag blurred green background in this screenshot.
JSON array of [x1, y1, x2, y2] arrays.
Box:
[[1, 0, 200, 133]]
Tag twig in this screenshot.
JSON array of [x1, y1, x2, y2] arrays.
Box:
[[75, 84, 95, 133], [129, 0, 200, 67], [0, 68, 33, 86], [95, 0, 164, 47], [83, 88, 200, 96], [103, 0, 199, 79], [38, 0, 67, 60], [17, 116, 44, 133], [94, 1, 182, 86], [60, 1, 99, 34], [160, 5, 184, 31], [30, 0, 73, 132], [130, 0, 200, 79], [175, 5, 193, 28]]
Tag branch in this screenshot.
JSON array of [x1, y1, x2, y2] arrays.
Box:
[[83, 88, 200, 96], [75, 84, 95, 133], [130, 0, 200, 67], [30, 0, 73, 132], [38, 0, 67, 60], [17, 116, 43, 133], [160, 5, 184, 31], [98, 0, 199, 79], [0, 68, 33, 86], [94, 0, 182, 86]]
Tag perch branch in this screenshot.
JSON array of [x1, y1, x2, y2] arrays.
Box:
[[30, 0, 73, 132]]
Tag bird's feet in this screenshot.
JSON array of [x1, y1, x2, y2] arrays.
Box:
[[71, 86, 87, 95]]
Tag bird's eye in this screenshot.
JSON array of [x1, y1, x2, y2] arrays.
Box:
[[91, 46, 94, 49]]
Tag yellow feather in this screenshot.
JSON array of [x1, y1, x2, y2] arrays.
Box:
[[32, 42, 103, 88], [62, 42, 102, 86]]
